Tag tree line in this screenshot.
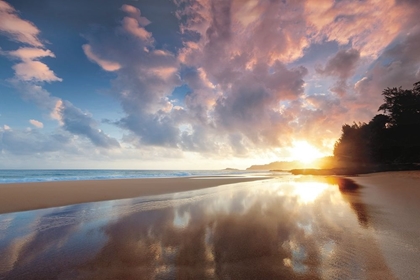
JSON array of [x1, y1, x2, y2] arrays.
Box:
[[334, 81, 420, 166]]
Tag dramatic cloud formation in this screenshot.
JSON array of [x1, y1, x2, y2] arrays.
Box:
[[77, 0, 420, 162], [83, 5, 182, 149], [1, 0, 420, 167]]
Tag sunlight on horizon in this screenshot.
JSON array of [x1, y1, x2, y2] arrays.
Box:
[[290, 141, 324, 164]]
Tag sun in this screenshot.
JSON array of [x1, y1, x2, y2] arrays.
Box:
[[290, 140, 323, 164]]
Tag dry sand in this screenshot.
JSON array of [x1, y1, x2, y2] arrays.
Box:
[[348, 171, 420, 280], [0, 176, 267, 214]]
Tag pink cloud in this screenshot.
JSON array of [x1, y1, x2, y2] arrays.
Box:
[[29, 119, 43, 128], [173, 0, 420, 155], [47, 0, 413, 158], [150, 67, 178, 80], [7, 47, 61, 82], [12, 60, 62, 82], [174, 0, 313, 149], [50, 99, 64, 124], [121, 17, 152, 41], [121, 4, 151, 27], [305, 0, 413, 57], [8, 47, 54, 60], [82, 44, 121, 72], [0, 0, 43, 46]]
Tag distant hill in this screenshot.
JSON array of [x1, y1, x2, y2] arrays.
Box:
[[247, 161, 303, 170], [246, 156, 351, 171]]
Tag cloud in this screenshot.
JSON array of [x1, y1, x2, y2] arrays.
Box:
[[10, 82, 58, 111], [83, 5, 182, 148], [82, 44, 121, 72], [0, 4, 60, 83], [0, 127, 72, 155], [11, 76, 119, 151], [213, 62, 308, 146], [316, 48, 360, 96], [316, 49, 360, 80], [121, 4, 151, 27], [352, 24, 420, 112], [12, 60, 62, 82], [304, 0, 413, 57], [84, 0, 417, 156], [3, 0, 420, 163], [0, 1, 119, 150], [29, 119, 43, 128], [82, 1, 312, 153], [174, 0, 420, 154], [7, 47, 61, 83], [176, 0, 311, 148], [54, 100, 120, 149], [8, 47, 55, 60], [122, 16, 152, 41], [118, 112, 180, 147], [0, 0, 43, 46]]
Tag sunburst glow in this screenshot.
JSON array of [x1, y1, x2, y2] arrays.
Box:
[[290, 141, 324, 163]]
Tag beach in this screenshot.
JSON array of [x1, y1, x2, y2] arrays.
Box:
[[0, 176, 267, 214], [1, 171, 420, 279]]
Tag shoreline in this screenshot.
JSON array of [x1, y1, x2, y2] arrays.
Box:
[[0, 176, 268, 215]]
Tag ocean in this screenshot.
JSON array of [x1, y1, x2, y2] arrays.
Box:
[[0, 169, 256, 184]]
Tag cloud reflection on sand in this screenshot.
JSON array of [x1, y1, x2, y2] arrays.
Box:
[[0, 176, 394, 279]]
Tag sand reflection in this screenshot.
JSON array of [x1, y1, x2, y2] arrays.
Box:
[[0, 176, 394, 279]]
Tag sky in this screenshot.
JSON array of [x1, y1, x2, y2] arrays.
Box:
[[0, 0, 419, 169]]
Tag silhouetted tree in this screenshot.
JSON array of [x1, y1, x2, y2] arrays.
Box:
[[334, 81, 420, 166], [377, 82, 420, 162], [366, 114, 391, 163], [333, 122, 370, 163], [378, 84, 420, 126]]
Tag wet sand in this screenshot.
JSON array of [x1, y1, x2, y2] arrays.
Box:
[[0, 176, 267, 214], [348, 171, 420, 280], [0, 176, 398, 279], [1, 172, 419, 279]]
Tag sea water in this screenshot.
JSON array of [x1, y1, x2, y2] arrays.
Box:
[[0, 169, 257, 184]]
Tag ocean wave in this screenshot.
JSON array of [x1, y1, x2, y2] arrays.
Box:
[[0, 170, 257, 184]]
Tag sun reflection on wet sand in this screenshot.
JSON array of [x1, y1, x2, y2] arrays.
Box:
[[0, 176, 396, 279]]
